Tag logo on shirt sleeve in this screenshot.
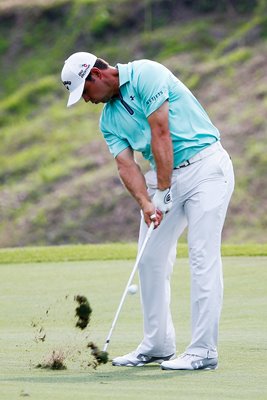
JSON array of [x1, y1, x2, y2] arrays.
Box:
[[146, 90, 164, 105]]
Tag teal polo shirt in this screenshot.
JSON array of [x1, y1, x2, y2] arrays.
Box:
[[100, 60, 219, 169]]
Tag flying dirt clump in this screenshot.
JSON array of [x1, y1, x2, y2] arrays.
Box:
[[74, 295, 92, 330], [31, 321, 46, 343], [74, 295, 109, 367], [87, 342, 109, 369]]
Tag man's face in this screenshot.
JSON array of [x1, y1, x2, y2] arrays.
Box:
[[82, 72, 112, 104]]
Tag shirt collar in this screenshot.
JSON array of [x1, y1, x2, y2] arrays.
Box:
[[116, 63, 130, 87]]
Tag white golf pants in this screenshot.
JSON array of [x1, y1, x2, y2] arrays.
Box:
[[136, 142, 234, 358]]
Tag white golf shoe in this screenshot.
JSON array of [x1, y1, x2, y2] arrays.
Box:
[[112, 351, 175, 367], [161, 353, 218, 371]]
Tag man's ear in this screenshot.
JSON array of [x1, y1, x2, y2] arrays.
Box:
[[90, 67, 102, 79]]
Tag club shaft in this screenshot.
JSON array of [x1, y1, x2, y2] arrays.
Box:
[[103, 222, 154, 352]]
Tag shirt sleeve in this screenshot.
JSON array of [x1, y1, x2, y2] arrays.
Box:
[[101, 127, 130, 158], [135, 61, 170, 117]]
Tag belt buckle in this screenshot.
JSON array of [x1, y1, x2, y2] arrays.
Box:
[[180, 160, 190, 168], [174, 160, 191, 169]]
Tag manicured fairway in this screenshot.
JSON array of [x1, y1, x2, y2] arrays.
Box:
[[0, 257, 267, 400]]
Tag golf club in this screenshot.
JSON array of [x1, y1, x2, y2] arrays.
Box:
[[103, 221, 155, 352]]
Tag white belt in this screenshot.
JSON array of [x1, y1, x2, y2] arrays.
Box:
[[174, 141, 222, 169]]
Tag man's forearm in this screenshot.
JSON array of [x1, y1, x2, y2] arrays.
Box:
[[115, 147, 161, 227], [151, 130, 173, 190], [117, 161, 150, 209], [148, 101, 173, 191]]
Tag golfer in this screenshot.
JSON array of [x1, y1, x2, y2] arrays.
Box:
[[61, 52, 234, 370]]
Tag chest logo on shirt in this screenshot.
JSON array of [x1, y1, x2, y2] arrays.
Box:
[[146, 90, 164, 105], [130, 95, 135, 101]]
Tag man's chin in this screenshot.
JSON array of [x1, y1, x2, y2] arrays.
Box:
[[91, 97, 111, 104]]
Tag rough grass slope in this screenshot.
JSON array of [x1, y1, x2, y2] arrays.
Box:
[[0, 0, 266, 246]]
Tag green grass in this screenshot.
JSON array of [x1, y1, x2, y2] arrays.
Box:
[[0, 243, 267, 264], [0, 257, 267, 399]]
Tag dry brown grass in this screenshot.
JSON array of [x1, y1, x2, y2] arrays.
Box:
[[0, 0, 66, 12]]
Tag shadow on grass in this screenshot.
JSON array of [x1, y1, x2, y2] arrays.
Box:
[[0, 363, 211, 384]]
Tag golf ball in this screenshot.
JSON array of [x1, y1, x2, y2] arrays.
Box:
[[128, 284, 138, 295]]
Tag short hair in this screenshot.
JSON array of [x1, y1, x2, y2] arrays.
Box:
[[86, 58, 109, 81]]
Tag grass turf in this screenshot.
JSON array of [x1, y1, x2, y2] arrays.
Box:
[[1, 243, 267, 264], [0, 257, 267, 399]]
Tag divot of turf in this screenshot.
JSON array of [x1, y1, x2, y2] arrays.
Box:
[[74, 295, 92, 330], [87, 341, 109, 369], [74, 294, 109, 367]]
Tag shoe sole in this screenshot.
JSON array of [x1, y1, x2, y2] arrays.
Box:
[[112, 355, 175, 367], [161, 364, 218, 371], [112, 362, 145, 367]]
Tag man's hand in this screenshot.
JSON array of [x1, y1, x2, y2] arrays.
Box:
[[153, 188, 173, 213], [142, 202, 163, 228]]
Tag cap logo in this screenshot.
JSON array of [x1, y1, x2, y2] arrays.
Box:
[[78, 63, 91, 78], [63, 80, 71, 90]]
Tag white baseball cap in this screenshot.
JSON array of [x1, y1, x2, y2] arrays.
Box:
[[61, 52, 97, 107]]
